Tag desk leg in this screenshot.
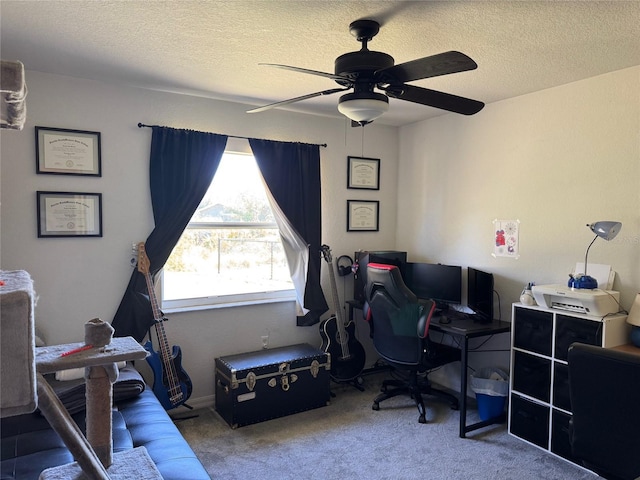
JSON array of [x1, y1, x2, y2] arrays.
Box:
[[456, 332, 508, 438], [459, 335, 469, 438]]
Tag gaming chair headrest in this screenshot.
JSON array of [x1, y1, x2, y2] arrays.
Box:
[[364, 263, 417, 307]]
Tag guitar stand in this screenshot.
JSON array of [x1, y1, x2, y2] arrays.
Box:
[[349, 376, 365, 392], [169, 402, 199, 422], [331, 362, 395, 396], [331, 375, 365, 395]]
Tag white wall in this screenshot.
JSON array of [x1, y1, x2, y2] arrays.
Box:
[[0, 71, 399, 406], [397, 66, 640, 391], [2, 67, 638, 406]]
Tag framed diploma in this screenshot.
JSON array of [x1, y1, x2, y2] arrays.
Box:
[[37, 191, 103, 238], [347, 156, 380, 190], [347, 200, 379, 232], [36, 126, 102, 176]]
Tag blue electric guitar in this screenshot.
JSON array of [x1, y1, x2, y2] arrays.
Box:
[[137, 242, 192, 410]]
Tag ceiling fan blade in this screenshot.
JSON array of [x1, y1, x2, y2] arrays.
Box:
[[247, 88, 349, 114], [384, 84, 484, 115], [377, 51, 478, 84], [259, 63, 351, 82]]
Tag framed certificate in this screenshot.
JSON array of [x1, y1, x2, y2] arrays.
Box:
[[37, 191, 103, 238], [347, 156, 380, 190], [36, 126, 102, 176], [347, 200, 379, 232]]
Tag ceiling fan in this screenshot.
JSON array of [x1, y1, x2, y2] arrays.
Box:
[[247, 19, 484, 126]]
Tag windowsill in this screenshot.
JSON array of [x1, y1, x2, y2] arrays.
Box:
[[162, 294, 297, 314]]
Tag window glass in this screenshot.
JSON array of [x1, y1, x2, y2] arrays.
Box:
[[162, 151, 294, 309]]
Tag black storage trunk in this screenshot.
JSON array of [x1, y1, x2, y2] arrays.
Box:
[[215, 343, 331, 428]]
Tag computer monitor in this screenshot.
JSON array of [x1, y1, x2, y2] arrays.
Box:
[[353, 250, 407, 302], [467, 267, 494, 323], [404, 263, 462, 309]]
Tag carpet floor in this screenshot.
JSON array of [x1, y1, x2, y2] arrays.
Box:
[[175, 372, 601, 480]]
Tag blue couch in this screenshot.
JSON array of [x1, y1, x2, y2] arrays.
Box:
[[1, 387, 210, 479]]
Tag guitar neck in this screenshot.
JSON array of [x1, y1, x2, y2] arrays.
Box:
[[142, 270, 172, 357], [322, 246, 353, 360], [143, 272, 163, 322], [327, 260, 345, 329], [137, 242, 186, 407]]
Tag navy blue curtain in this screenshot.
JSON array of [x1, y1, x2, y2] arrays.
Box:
[[249, 138, 328, 326], [112, 127, 228, 341]]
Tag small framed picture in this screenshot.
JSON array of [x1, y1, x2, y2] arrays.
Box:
[[37, 191, 103, 238], [347, 156, 380, 190], [35, 126, 102, 176], [347, 200, 379, 232]]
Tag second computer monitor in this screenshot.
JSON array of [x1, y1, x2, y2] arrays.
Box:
[[404, 263, 462, 308], [467, 267, 494, 322]]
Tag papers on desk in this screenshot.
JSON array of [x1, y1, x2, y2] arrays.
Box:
[[572, 263, 614, 290]]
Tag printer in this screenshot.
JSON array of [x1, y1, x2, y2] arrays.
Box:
[[531, 284, 620, 317]]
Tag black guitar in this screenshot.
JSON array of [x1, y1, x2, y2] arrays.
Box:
[[319, 244, 366, 382], [137, 242, 193, 410]]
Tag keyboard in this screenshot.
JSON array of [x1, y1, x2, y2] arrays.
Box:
[[445, 310, 470, 321], [447, 317, 495, 332]]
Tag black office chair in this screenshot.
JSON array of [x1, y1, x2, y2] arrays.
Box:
[[568, 343, 640, 480], [363, 263, 460, 423]]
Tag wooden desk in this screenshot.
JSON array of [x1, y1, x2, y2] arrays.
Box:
[[431, 318, 511, 438]]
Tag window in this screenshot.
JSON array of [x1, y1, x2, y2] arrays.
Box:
[[161, 148, 295, 310]]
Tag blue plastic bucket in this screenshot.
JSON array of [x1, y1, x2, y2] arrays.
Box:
[[476, 393, 506, 421]]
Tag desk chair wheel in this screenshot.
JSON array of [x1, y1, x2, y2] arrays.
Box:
[[372, 402, 380, 411]]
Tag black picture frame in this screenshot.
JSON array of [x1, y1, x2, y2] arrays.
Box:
[[347, 156, 380, 190], [37, 191, 103, 238], [35, 126, 102, 176], [347, 200, 379, 232]]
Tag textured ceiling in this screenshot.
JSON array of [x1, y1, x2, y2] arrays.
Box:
[[1, 1, 639, 126]]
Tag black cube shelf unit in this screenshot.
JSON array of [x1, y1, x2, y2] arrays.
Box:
[[508, 303, 629, 470]]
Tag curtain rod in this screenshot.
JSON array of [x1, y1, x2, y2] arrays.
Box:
[[137, 123, 327, 148]]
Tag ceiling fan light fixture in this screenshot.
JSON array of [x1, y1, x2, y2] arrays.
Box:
[[337, 91, 388, 123]]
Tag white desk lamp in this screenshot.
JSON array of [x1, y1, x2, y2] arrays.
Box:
[[627, 293, 640, 347], [570, 221, 622, 289]]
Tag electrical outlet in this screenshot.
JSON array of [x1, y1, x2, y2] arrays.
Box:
[[261, 335, 269, 349]]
